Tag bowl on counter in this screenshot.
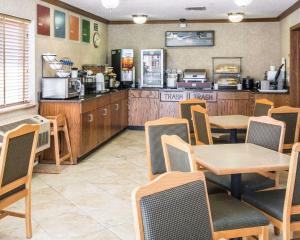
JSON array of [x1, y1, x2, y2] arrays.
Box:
[[56, 70, 70, 78]]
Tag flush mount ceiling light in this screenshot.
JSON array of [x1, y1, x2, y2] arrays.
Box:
[[228, 12, 245, 23], [234, 0, 253, 7], [132, 15, 148, 24], [101, 0, 119, 9]]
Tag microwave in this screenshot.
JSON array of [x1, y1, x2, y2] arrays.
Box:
[[42, 78, 81, 99]]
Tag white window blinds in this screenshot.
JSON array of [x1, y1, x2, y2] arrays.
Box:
[[0, 14, 30, 109]]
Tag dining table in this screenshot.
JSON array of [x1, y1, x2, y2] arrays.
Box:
[[193, 143, 290, 199], [209, 115, 249, 143]]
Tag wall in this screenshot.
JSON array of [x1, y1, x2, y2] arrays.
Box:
[[108, 22, 281, 83], [0, 0, 108, 123], [280, 8, 300, 81]]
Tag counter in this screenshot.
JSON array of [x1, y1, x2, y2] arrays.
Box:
[[128, 88, 291, 127]]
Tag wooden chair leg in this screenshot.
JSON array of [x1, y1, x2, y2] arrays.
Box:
[[259, 226, 269, 240], [63, 123, 73, 164], [53, 124, 61, 173], [274, 226, 280, 236], [25, 194, 32, 239]]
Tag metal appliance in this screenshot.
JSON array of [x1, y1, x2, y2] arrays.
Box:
[[166, 73, 178, 88], [177, 69, 211, 89], [0, 115, 50, 153], [42, 78, 81, 99], [111, 49, 134, 88], [141, 49, 166, 88]]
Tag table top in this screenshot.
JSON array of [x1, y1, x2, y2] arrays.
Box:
[[209, 115, 249, 130], [193, 143, 290, 175]]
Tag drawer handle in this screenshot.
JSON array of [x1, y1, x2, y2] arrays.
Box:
[[102, 108, 108, 116], [88, 114, 94, 122], [114, 104, 119, 111]]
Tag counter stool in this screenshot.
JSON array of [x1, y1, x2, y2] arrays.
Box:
[[37, 114, 73, 173]]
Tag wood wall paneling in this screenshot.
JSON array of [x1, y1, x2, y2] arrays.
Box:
[[290, 26, 300, 107]]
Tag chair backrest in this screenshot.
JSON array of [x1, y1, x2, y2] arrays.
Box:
[[132, 172, 214, 240], [269, 106, 300, 150], [253, 98, 274, 117], [283, 143, 300, 221], [145, 118, 190, 180], [191, 105, 213, 145], [161, 135, 197, 173], [246, 116, 285, 152], [179, 99, 207, 133], [0, 124, 39, 194]]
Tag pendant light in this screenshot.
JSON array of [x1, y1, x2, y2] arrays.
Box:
[[132, 15, 148, 24], [234, 0, 253, 7], [228, 12, 245, 23], [101, 0, 119, 9]]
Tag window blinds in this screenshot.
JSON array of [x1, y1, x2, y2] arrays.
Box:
[[0, 14, 30, 109]]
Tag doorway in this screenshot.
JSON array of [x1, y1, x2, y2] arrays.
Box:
[[290, 24, 300, 107]]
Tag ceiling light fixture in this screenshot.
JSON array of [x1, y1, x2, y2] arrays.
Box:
[[228, 12, 245, 23], [101, 0, 119, 9], [234, 0, 253, 7], [132, 15, 148, 24]]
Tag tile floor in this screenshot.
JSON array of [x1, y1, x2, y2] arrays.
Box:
[[0, 130, 293, 239]]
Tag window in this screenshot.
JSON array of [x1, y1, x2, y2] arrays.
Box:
[[0, 14, 31, 109]]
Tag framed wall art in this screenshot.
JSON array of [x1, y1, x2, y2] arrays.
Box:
[[82, 19, 90, 43], [37, 4, 50, 36], [54, 10, 66, 38], [69, 15, 79, 41], [165, 31, 215, 47]]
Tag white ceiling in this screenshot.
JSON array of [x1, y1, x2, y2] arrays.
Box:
[[61, 0, 297, 21]]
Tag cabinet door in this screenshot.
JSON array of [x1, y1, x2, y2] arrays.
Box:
[[81, 111, 97, 155], [121, 99, 128, 129], [218, 99, 251, 116], [111, 101, 122, 135], [97, 106, 111, 144]]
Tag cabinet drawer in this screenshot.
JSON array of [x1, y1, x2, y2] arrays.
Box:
[[81, 99, 98, 113], [218, 92, 250, 100], [129, 89, 159, 99], [97, 95, 110, 108], [111, 91, 126, 103]]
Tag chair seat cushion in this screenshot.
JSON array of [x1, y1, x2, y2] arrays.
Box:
[[205, 172, 275, 193], [206, 181, 227, 195], [209, 194, 269, 232], [243, 189, 300, 222], [0, 185, 25, 201]]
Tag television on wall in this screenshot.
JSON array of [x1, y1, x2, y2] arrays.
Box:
[[165, 31, 215, 47]]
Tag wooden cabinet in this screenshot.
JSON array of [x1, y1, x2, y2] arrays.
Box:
[[40, 90, 128, 162], [81, 111, 98, 155]]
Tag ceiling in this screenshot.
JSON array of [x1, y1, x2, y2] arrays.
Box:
[[61, 0, 297, 21]]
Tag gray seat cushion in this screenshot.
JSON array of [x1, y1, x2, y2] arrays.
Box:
[[0, 185, 25, 201], [243, 189, 300, 222], [205, 172, 275, 193], [209, 194, 269, 232]]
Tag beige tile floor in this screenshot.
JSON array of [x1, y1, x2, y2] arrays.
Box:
[[0, 130, 294, 239]]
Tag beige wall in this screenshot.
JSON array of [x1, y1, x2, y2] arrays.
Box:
[[108, 22, 281, 82], [280, 8, 300, 83], [0, 0, 108, 123]]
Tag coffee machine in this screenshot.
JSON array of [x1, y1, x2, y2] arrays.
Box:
[[111, 49, 135, 88], [266, 58, 286, 90]]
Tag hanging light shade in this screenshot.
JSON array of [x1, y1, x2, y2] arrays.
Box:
[[234, 0, 253, 7], [101, 0, 119, 9], [228, 12, 245, 23], [132, 15, 148, 24]]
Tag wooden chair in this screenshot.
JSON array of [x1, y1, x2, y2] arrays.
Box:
[[243, 143, 300, 240], [206, 116, 285, 193], [191, 105, 213, 145], [268, 106, 300, 151], [161, 134, 226, 194], [254, 99, 274, 117], [40, 114, 73, 173], [179, 98, 206, 135], [0, 124, 39, 239], [145, 117, 190, 181], [132, 171, 270, 240]]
